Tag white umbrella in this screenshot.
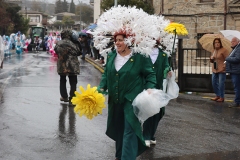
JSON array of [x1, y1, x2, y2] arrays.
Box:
[[220, 30, 240, 41]]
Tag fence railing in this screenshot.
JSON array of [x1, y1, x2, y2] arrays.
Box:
[[177, 48, 234, 93], [182, 48, 212, 74]]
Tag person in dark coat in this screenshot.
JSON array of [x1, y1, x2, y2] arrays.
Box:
[[79, 35, 90, 60], [225, 37, 240, 108], [54, 29, 82, 104]]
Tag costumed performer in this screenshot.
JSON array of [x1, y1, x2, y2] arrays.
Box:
[[140, 14, 173, 147], [50, 33, 57, 57], [143, 41, 171, 147], [34, 36, 42, 52], [4, 36, 11, 57], [10, 33, 15, 49], [92, 6, 162, 160], [98, 31, 156, 160], [15, 31, 25, 50], [47, 33, 53, 53], [56, 33, 61, 42], [44, 34, 49, 51], [23, 36, 31, 52], [16, 38, 23, 54]]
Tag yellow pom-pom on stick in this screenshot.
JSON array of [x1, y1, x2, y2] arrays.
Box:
[[71, 84, 106, 120], [164, 22, 188, 36], [164, 22, 188, 68]]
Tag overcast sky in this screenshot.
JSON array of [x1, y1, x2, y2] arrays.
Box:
[[47, 0, 90, 4]]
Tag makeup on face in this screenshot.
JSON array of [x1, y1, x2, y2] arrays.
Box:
[[115, 35, 126, 53]]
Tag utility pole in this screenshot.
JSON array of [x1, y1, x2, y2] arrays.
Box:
[[25, 7, 27, 18], [114, 0, 117, 7], [78, 0, 82, 31]]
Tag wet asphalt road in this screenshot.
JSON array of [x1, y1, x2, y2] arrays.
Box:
[[0, 52, 240, 160]]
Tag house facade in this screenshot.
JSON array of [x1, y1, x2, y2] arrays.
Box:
[[18, 10, 48, 27]]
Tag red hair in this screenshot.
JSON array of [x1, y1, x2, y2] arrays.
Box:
[[114, 29, 127, 42], [113, 29, 134, 43]]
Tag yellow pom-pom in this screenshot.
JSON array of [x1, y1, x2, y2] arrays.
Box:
[[71, 84, 106, 120], [164, 22, 188, 36]]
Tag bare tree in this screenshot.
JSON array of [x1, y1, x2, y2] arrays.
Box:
[[31, 0, 42, 12], [75, 4, 93, 26]]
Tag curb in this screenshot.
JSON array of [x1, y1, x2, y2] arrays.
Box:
[[85, 57, 104, 73]]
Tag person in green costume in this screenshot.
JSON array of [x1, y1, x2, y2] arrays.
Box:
[[143, 42, 171, 147], [98, 32, 157, 160]]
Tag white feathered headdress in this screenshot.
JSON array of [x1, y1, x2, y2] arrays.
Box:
[[91, 6, 160, 56], [91, 5, 178, 57], [147, 15, 178, 57]]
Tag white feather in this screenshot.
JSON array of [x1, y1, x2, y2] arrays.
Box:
[[93, 6, 178, 57]]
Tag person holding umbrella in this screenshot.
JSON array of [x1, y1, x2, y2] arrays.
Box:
[[199, 34, 231, 102], [209, 38, 229, 102], [225, 37, 240, 108]]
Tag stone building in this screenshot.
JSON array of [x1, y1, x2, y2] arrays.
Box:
[[152, 0, 240, 48], [150, 0, 240, 70]]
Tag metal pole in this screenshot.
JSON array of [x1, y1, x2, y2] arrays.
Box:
[[114, 0, 117, 7], [78, 0, 82, 31], [25, 7, 27, 18]]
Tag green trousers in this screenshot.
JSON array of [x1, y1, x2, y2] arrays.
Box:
[[143, 107, 165, 140], [114, 103, 138, 160]]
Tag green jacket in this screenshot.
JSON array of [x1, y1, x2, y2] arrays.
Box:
[[153, 48, 170, 90], [98, 50, 156, 155], [151, 48, 170, 118]]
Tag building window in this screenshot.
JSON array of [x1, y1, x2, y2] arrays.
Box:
[[200, 0, 214, 2], [29, 15, 40, 23]]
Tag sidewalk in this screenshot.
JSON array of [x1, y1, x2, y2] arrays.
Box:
[[85, 56, 235, 103]]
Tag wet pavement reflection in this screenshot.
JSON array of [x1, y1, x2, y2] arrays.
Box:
[[0, 52, 239, 160], [58, 104, 77, 147]]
